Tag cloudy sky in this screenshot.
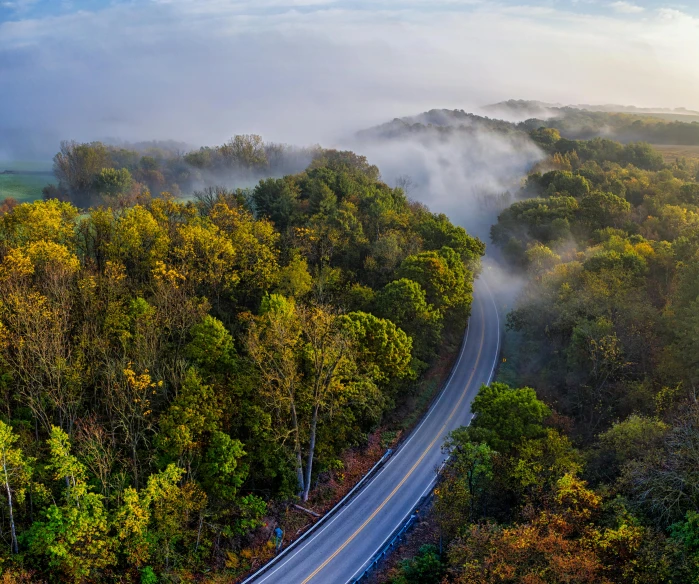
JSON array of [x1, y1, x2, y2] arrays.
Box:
[[1, 0, 698, 158]]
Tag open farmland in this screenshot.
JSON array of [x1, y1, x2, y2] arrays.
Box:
[[652, 144, 699, 163], [0, 161, 53, 202]]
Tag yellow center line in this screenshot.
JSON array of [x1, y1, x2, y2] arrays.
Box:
[[300, 299, 487, 584]]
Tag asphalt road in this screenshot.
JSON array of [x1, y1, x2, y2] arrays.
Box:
[[246, 277, 501, 584]]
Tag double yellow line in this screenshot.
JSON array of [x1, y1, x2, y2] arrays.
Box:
[[300, 299, 486, 584]]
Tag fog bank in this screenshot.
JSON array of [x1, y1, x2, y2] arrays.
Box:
[[2, 1, 699, 160]]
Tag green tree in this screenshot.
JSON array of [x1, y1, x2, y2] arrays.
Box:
[[26, 427, 116, 582], [391, 544, 445, 584], [436, 431, 494, 535], [201, 431, 247, 502], [468, 383, 550, 452], [93, 167, 133, 199], [0, 421, 32, 554], [185, 315, 237, 373], [342, 311, 413, 384], [252, 177, 299, 230], [397, 247, 472, 324], [375, 278, 443, 361], [157, 368, 221, 472]]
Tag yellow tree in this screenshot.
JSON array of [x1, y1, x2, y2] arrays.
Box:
[[246, 295, 305, 493], [0, 244, 84, 435], [106, 366, 161, 488], [297, 303, 354, 501]]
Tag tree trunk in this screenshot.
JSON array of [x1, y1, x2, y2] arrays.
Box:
[[2, 457, 18, 554], [131, 441, 139, 490], [302, 406, 319, 502], [290, 403, 305, 495]]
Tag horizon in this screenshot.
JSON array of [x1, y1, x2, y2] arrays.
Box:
[[1, 0, 698, 159]]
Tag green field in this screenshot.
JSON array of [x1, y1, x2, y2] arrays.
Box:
[[0, 161, 54, 203]]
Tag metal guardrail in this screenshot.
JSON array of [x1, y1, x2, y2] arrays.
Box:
[[240, 448, 394, 584], [351, 492, 433, 583], [349, 431, 455, 583]]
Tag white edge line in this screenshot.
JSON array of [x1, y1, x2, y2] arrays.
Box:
[[345, 278, 502, 584]]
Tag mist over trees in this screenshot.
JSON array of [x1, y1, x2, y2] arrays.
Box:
[[5, 103, 699, 582], [361, 106, 699, 150], [43, 135, 319, 208]]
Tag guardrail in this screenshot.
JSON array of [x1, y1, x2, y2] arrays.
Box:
[[350, 448, 453, 582], [240, 448, 394, 584], [351, 492, 434, 583]]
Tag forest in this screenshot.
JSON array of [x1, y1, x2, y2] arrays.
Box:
[[363, 106, 699, 148], [0, 147, 484, 582], [4, 113, 699, 584], [388, 129, 699, 583]]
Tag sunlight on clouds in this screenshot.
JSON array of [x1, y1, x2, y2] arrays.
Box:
[[0, 0, 698, 156], [610, 1, 644, 14]]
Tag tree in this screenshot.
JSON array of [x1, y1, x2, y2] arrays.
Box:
[[468, 383, 550, 452], [542, 170, 591, 198], [391, 545, 444, 584], [579, 191, 631, 229], [220, 134, 268, 172], [436, 430, 494, 536], [416, 213, 485, 265], [52, 141, 111, 205], [374, 278, 442, 361], [114, 464, 183, 570], [0, 421, 31, 554], [511, 429, 581, 499], [247, 297, 359, 501], [185, 314, 237, 373], [157, 368, 221, 472], [341, 311, 413, 385], [200, 431, 247, 502], [26, 427, 116, 582], [1, 199, 79, 247], [252, 178, 299, 230], [446, 475, 604, 584], [397, 247, 472, 324], [93, 167, 133, 199], [246, 294, 305, 494], [107, 205, 169, 283], [106, 367, 162, 488], [276, 253, 313, 298], [296, 304, 354, 501]]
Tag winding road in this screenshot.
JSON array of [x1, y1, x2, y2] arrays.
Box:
[[245, 276, 501, 584]]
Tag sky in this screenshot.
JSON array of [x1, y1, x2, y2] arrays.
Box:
[[1, 0, 699, 159]]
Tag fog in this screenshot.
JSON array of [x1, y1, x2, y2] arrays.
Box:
[[347, 128, 543, 243], [2, 1, 699, 160], [1, 0, 697, 302]]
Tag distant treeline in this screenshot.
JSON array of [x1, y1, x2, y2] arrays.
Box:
[[520, 109, 699, 145], [361, 107, 699, 149], [43, 135, 319, 207]]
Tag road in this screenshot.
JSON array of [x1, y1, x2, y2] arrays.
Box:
[[246, 277, 501, 584]]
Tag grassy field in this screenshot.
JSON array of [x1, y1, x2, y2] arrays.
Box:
[[0, 161, 54, 203], [652, 144, 699, 163]]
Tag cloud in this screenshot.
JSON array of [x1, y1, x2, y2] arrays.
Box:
[[0, 1, 698, 160], [610, 1, 644, 14]]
